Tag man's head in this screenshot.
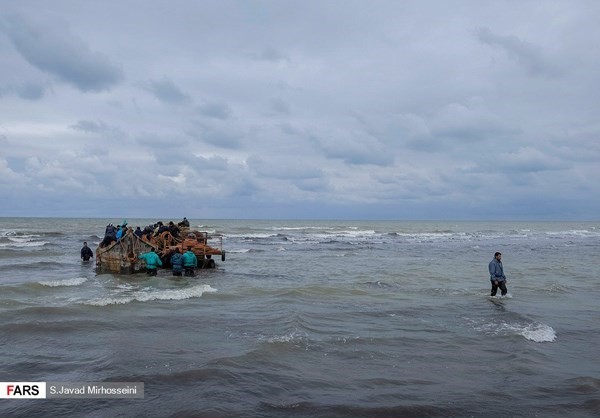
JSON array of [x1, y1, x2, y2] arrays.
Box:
[[83, 242, 88, 246], [494, 252, 502, 260]]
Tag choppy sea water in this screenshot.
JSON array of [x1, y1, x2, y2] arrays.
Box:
[[1, 218, 599, 417]]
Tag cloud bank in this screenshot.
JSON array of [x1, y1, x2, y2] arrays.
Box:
[[1, 1, 599, 220]]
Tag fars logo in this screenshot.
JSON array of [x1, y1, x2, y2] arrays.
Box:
[[0, 382, 46, 399]]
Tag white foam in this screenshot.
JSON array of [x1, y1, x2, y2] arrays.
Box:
[[85, 284, 217, 306], [39, 277, 88, 287], [261, 329, 307, 344], [521, 323, 557, 342], [477, 320, 556, 343], [271, 226, 334, 231], [0, 240, 49, 248]]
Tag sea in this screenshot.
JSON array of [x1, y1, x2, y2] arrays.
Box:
[[0, 218, 599, 417]]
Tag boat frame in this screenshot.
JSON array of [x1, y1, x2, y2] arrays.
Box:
[[95, 228, 225, 275]]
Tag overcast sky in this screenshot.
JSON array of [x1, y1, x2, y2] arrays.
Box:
[[1, 1, 599, 220]]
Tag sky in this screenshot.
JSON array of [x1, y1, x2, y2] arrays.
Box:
[[1, 1, 599, 220]]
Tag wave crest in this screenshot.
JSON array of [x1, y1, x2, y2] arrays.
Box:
[[39, 277, 88, 287], [85, 284, 217, 306]]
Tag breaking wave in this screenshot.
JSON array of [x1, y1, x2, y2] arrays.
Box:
[[39, 277, 88, 287], [85, 284, 217, 306]]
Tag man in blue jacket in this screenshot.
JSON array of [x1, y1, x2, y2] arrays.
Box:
[[170, 248, 184, 277], [139, 247, 163, 276], [183, 246, 198, 277], [489, 252, 508, 296]]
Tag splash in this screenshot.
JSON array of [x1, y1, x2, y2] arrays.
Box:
[[521, 323, 557, 342], [476, 320, 556, 343]]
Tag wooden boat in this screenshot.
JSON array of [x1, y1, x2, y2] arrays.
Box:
[[95, 227, 225, 274]]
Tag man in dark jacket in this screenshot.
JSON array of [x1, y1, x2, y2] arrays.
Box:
[[81, 242, 93, 261], [489, 252, 508, 296], [170, 248, 184, 276]]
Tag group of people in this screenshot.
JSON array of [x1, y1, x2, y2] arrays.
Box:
[[134, 218, 189, 240], [86, 217, 218, 276], [137, 246, 214, 277], [99, 218, 191, 248]]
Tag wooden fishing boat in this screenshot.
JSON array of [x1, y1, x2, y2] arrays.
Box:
[[95, 227, 225, 274]]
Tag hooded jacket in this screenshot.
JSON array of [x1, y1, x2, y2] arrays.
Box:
[[139, 251, 163, 270], [183, 251, 198, 268], [170, 252, 184, 273]]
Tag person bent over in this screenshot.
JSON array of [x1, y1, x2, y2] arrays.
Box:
[[139, 247, 162, 276], [170, 247, 184, 276], [183, 246, 198, 277], [202, 254, 216, 269]]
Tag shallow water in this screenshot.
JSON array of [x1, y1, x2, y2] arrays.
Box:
[[1, 218, 599, 416]]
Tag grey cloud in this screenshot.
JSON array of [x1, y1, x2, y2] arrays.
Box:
[[476, 27, 562, 76], [198, 102, 232, 120], [1, 15, 123, 91], [270, 98, 291, 115], [312, 130, 394, 166], [0, 81, 46, 100], [248, 47, 290, 63], [187, 123, 243, 149], [246, 154, 323, 180], [143, 77, 191, 105], [70, 120, 123, 137], [497, 147, 571, 173], [135, 132, 184, 150], [194, 155, 229, 170]]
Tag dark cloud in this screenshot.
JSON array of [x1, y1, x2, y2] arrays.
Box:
[[70, 120, 122, 137], [0, 81, 46, 100], [248, 47, 290, 63], [198, 102, 232, 120], [143, 77, 191, 105], [476, 27, 562, 77], [186, 123, 243, 149], [270, 98, 291, 115], [313, 131, 394, 166], [1, 14, 123, 91], [246, 154, 323, 180]]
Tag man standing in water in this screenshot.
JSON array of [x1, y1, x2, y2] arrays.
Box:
[[139, 247, 163, 276], [80, 242, 93, 261], [489, 251, 508, 296], [183, 246, 198, 277]]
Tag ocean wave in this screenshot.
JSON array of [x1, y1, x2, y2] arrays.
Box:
[[271, 226, 334, 231], [38, 277, 88, 287], [259, 329, 309, 345], [85, 284, 217, 306], [545, 229, 600, 238], [0, 239, 49, 248], [544, 283, 575, 293]]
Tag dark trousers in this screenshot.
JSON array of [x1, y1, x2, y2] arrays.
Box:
[[172, 271, 182, 276], [146, 268, 157, 276], [184, 267, 195, 277], [491, 280, 507, 296]]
